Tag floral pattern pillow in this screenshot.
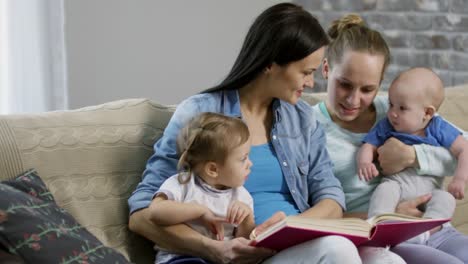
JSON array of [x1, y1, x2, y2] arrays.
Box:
[[0, 169, 130, 264]]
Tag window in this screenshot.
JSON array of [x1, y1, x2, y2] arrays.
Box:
[[0, 0, 67, 114]]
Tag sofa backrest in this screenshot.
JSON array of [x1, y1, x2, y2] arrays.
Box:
[[0, 99, 175, 263]]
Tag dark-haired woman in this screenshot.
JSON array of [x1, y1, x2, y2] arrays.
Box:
[[128, 3, 404, 264]]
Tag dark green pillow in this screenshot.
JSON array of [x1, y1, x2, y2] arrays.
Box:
[[0, 169, 131, 264]]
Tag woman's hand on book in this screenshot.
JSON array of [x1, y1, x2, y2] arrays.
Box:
[[209, 237, 275, 264], [253, 211, 286, 238]]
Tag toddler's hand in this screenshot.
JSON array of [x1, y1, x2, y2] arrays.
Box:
[[227, 201, 252, 226], [448, 178, 466, 200], [200, 208, 226, 241], [358, 162, 379, 181]]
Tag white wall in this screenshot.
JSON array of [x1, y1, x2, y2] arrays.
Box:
[[65, 0, 287, 108]]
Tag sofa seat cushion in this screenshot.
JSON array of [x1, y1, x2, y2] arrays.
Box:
[[0, 169, 130, 263]]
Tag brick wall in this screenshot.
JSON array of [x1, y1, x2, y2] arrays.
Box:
[[295, 0, 468, 92]]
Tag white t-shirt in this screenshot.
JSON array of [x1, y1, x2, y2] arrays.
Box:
[[154, 173, 253, 264]]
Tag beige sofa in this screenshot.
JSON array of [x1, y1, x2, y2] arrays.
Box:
[[1, 84, 467, 263]]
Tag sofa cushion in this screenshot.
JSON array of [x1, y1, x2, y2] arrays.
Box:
[[438, 84, 468, 131], [0, 169, 130, 263], [0, 99, 176, 263], [439, 84, 468, 235]]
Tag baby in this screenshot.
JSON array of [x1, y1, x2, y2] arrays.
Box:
[[357, 68, 468, 242], [148, 112, 255, 264]]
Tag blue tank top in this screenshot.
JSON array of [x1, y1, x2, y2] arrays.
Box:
[[244, 142, 300, 224]]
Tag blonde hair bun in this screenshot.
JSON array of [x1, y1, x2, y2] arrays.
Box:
[[328, 14, 366, 40]]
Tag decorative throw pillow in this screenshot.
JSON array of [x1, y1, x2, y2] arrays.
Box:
[[0, 169, 131, 264]]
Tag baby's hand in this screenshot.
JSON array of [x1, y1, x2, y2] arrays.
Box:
[[448, 178, 466, 200], [227, 201, 252, 226], [358, 162, 379, 181], [200, 208, 226, 241]]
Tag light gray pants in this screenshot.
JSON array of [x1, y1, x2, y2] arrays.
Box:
[[368, 168, 455, 219], [264, 235, 405, 264]]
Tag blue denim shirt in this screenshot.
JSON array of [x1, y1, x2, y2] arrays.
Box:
[[128, 89, 346, 215]]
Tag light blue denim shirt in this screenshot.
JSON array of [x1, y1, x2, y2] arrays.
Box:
[[128, 89, 346, 215]]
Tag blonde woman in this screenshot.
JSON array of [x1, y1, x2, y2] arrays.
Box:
[[314, 14, 468, 263]]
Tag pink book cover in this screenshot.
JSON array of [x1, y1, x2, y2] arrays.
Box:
[[363, 218, 450, 247], [250, 218, 450, 251], [249, 226, 368, 251]]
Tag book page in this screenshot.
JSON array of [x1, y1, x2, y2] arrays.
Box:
[[367, 213, 426, 226], [255, 216, 373, 239], [291, 217, 371, 236], [253, 217, 288, 240]]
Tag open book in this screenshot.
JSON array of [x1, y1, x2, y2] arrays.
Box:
[[249, 213, 450, 251]]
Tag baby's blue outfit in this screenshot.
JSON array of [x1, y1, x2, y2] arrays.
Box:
[[365, 116, 461, 220], [364, 116, 460, 149]]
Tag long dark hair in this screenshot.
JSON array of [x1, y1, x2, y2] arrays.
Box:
[[203, 3, 329, 93]]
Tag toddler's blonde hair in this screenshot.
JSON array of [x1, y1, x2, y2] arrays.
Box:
[[176, 112, 250, 184]]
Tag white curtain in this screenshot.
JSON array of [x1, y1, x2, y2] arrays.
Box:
[[0, 0, 67, 114]]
